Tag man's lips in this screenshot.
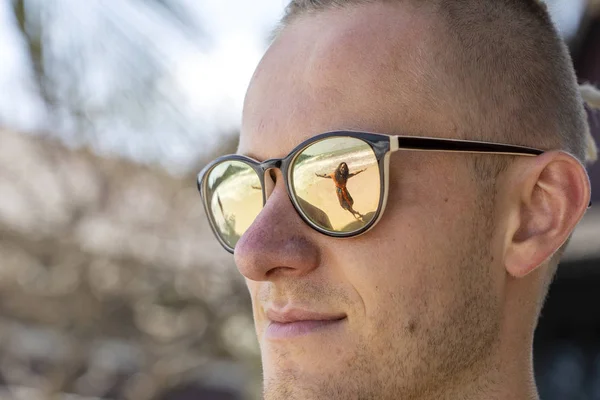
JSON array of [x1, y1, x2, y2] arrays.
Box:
[[265, 308, 347, 339]]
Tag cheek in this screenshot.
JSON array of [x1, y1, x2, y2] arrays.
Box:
[[245, 280, 260, 303], [323, 234, 435, 333], [245, 280, 266, 333], [326, 189, 479, 331]]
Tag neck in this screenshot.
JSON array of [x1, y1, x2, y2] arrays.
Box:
[[420, 348, 539, 400], [415, 301, 540, 400]]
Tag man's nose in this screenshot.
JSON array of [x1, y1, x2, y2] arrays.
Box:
[[233, 174, 320, 282]]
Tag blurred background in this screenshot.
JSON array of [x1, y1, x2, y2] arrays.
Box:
[[0, 0, 598, 399]]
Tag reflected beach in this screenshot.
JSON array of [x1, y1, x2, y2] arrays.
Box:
[[292, 137, 380, 232]]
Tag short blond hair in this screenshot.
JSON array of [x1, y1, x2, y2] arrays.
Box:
[[277, 0, 597, 165]]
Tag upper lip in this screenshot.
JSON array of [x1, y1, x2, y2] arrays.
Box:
[[266, 308, 347, 324]]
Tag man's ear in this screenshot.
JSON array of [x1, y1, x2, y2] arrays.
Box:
[[503, 151, 591, 278]]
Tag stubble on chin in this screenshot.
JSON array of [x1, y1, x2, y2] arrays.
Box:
[[261, 264, 500, 399]]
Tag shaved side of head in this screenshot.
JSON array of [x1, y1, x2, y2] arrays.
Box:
[[278, 0, 589, 162]]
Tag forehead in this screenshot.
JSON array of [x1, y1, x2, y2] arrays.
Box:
[[239, 2, 452, 160]]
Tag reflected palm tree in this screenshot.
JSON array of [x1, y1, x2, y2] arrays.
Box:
[[216, 193, 239, 245]]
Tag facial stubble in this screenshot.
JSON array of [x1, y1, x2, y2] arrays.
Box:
[[262, 203, 502, 400]]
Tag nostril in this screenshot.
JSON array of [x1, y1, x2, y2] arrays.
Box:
[[265, 266, 296, 278]]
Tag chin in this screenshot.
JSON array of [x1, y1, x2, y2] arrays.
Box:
[[262, 365, 346, 400], [261, 341, 347, 373], [260, 342, 363, 400]]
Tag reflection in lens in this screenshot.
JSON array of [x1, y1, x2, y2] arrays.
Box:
[[206, 160, 262, 248], [291, 137, 380, 233]]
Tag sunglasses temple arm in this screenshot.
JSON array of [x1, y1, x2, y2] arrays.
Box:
[[391, 136, 591, 208], [393, 136, 544, 156]]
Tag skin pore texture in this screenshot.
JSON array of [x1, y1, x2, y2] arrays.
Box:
[[232, 3, 591, 400]]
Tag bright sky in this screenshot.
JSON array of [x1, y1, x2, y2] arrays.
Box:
[[175, 0, 286, 130], [0, 0, 587, 174], [0, 0, 287, 173]]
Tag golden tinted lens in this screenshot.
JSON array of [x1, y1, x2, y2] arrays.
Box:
[[291, 137, 380, 233], [205, 160, 262, 248]]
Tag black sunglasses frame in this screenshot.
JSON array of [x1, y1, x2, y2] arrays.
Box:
[[197, 130, 557, 254]]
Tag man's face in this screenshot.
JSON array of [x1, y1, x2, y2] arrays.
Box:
[[235, 3, 504, 399]]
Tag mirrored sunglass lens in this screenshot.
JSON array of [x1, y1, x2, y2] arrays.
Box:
[[291, 137, 380, 233], [205, 160, 262, 248]]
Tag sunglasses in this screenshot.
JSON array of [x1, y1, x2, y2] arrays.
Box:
[[197, 130, 544, 253]]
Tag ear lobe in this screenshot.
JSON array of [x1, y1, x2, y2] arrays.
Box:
[[504, 151, 591, 278]]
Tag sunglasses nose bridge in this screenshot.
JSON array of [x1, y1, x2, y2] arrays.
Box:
[[261, 158, 282, 170], [260, 158, 284, 201]]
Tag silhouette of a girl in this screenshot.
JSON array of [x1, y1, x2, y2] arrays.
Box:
[[316, 162, 366, 219]]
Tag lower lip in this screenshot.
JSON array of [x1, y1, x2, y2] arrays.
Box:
[[266, 318, 346, 339]]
